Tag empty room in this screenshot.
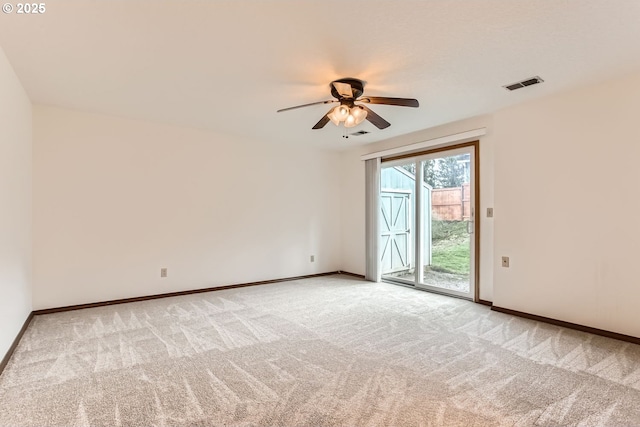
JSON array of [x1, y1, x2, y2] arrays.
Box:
[[2, 1, 640, 426]]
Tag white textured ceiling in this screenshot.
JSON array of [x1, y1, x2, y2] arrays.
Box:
[[1, 1, 640, 149]]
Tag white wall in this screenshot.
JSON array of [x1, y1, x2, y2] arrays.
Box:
[[492, 71, 640, 337], [340, 116, 496, 301], [33, 106, 342, 309], [0, 46, 32, 358]]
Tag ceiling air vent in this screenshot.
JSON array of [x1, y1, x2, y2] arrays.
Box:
[[350, 130, 370, 136], [504, 76, 544, 91]]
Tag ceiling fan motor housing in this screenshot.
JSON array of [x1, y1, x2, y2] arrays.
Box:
[[330, 78, 365, 100]]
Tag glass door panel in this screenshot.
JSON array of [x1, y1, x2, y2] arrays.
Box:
[[417, 149, 474, 299], [380, 160, 416, 284]]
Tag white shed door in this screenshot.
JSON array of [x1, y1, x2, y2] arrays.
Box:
[[380, 190, 411, 274]]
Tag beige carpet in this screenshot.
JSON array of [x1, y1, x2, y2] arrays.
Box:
[[1, 274, 640, 426]]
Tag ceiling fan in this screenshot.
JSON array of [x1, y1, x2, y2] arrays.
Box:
[[277, 78, 419, 130]]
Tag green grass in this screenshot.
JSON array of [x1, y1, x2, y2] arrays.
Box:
[[429, 221, 470, 275], [431, 241, 470, 275]]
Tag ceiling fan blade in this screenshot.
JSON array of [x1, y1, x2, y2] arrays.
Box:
[[332, 82, 353, 98], [360, 105, 391, 129], [277, 100, 336, 113], [312, 112, 331, 129], [359, 96, 419, 107]]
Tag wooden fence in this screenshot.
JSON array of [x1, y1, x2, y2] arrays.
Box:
[[431, 183, 470, 221]]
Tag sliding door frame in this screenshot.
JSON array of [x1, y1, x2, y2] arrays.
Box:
[[381, 140, 480, 302]]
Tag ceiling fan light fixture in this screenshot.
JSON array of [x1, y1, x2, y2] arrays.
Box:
[[344, 113, 357, 128], [327, 110, 341, 126], [351, 106, 367, 125], [328, 104, 351, 126], [336, 105, 349, 120]]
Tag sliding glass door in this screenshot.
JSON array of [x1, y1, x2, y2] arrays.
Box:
[[380, 144, 476, 300]]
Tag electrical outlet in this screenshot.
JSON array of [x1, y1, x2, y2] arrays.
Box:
[[487, 207, 494, 218], [160, 268, 167, 277], [501, 257, 509, 268], [310, 255, 315, 262]]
